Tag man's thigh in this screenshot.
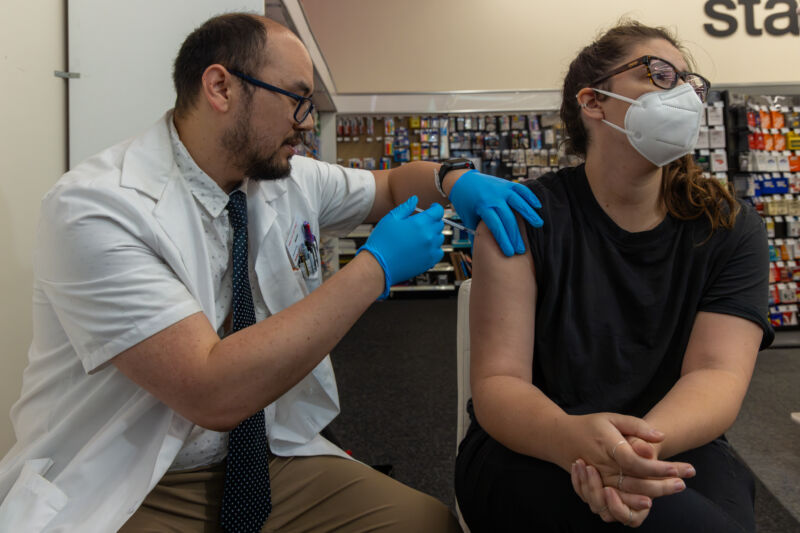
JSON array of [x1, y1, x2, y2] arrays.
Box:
[[119, 463, 225, 532], [120, 456, 459, 533], [264, 455, 460, 533]]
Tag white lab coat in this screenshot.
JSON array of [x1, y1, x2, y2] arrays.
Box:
[[0, 113, 375, 532]]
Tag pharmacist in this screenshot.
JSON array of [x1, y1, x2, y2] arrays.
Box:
[[0, 12, 542, 533]]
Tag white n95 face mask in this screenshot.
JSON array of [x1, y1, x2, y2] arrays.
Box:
[[592, 84, 704, 167]]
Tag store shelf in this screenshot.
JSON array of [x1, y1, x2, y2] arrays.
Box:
[[390, 284, 455, 292], [733, 97, 800, 329]]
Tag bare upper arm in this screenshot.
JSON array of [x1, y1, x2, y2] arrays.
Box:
[[365, 169, 394, 223], [681, 311, 762, 384], [112, 311, 223, 427], [470, 218, 538, 388]]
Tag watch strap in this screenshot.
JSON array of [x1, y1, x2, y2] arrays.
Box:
[[436, 158, 475, 198]]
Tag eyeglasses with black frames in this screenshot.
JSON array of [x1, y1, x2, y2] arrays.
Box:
[[229, 69, 315, 124], [591, 55, 710, 103]]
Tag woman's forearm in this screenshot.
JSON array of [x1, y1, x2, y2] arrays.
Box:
[[473, 375, 575, 470], [643, 369, 750, 459]]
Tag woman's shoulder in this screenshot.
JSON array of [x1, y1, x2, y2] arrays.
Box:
[[522, 165, 583, 204], [720, 198, 764, 240], [689, 197, 766, 256], [519, 166, 585, 242]]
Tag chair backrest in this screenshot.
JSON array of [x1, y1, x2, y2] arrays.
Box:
[[456, 279, 472, 450]]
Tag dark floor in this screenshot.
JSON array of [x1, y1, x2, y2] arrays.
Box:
[[329, 298, 800, 532]]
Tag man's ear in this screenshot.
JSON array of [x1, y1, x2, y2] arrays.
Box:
[[201, 64, 232, 113], [576, 88, 604, 121]]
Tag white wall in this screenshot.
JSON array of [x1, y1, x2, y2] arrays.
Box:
[[0, 2, 67, 455], [301, 0, 800, 93], [67, 0, 265, 166]]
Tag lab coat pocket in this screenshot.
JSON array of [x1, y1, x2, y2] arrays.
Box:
[[0, 458, 68, 532], [293, 269, 311, 298]]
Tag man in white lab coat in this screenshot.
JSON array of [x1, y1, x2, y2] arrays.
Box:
[[0, 13, 543, 532]]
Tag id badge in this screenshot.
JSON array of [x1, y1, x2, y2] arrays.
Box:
[[285, 215, 319, 278], [285, 215, 305, 270]]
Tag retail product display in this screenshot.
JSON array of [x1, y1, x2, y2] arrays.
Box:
[[694, 90, 731, 185], [336, 113, 583, 180], [727, 93, 800, 329]]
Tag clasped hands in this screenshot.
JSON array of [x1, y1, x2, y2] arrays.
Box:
[[565, 413, 696, 528]]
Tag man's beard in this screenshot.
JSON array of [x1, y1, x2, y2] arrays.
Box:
[[222, 109, 300, 181]]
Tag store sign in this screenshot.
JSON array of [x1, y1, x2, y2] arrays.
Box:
[[704, 0, 799, 37]]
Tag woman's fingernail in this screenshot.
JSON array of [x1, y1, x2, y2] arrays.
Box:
[[674, 480, 686, 491], [683, 466, 696, 477], [641, 498, 652, 509]]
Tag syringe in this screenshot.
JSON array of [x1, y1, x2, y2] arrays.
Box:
[[414, 207, 476, 235]]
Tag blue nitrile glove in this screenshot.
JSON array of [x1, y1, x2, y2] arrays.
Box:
[[448, 170, 543, 256], [357, 196, 445, 300]]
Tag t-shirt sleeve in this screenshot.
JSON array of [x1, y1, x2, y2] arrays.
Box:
[[290, 156, 376, 235], [699, 204, 774, 349], [35, 184, 203, 374], [523, 177, 554, 279]]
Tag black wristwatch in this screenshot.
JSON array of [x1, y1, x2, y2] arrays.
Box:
[[434, 158, 475, 197]]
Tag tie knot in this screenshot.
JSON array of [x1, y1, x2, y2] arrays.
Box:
[[226, 190, 248, 230]]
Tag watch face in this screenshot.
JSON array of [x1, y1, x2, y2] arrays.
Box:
[[445, 158, 475, 170]]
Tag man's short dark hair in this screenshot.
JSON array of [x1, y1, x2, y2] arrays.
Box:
[[173, 13, 267, 116]]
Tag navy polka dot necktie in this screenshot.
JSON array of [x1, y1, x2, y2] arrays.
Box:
[[220, 190, 272, 533]]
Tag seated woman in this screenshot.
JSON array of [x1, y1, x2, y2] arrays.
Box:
[[455, 20, 772, 533]]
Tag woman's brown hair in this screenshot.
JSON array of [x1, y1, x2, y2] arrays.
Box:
[[560, 20, 739, 233]]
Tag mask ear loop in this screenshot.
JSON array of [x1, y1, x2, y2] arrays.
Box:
[[581, 89, 637, 138], [591, 87, 641, 107]]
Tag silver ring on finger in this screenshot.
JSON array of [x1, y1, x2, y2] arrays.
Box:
[[617, 472, 625, 490], [611, 439, 627, 462], [625, 508, 633, 526]]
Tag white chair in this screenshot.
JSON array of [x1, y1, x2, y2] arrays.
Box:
[[456, 278, 473, 449], [455, 279, 472, 532]]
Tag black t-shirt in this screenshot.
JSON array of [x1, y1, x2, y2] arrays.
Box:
[[523, 164, 774, 418]]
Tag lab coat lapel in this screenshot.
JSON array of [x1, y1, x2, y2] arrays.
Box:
[[119, 114, 217, 323], [152, 179, 216, 323], [248, 179, 308, 314]]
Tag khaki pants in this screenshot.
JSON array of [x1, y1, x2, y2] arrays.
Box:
[[119, 455, 461, 532]]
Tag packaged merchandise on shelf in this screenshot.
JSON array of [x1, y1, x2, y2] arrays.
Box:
[[439, 118, 450, 159], [701, 92, 800, 329], [384, 117, 395, 136], [335, 111, 579, 184]]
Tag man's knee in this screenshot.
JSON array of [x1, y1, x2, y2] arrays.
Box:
[[382, 489, 460, 532]]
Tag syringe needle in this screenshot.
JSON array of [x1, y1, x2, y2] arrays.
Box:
[[414, 207, 476, 235]]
